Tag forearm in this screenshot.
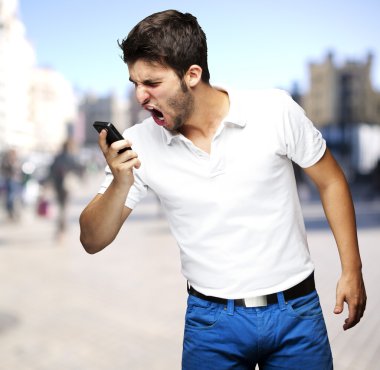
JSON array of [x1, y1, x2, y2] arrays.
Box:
[[318, 177, 362, 274], [79, 180, 131, 253], [321, 180, 367, 329], [304, 148, 366, 329]]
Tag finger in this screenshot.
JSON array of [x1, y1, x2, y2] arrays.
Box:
[[98, 129, 109, 153], [334, 294, 344, 314], [115, 149, 138, 164], [357, 300, 367, 320], [343, 316, 358, 330], [133, 158, 142, 169], [111, 140, 133, 153], [343, 303, 360, 330], [115, 157, 140, 169], [107, 151, 139, 175]]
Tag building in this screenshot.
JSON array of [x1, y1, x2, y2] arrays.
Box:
[[0, 0, 35, 150], [303, 51, 380, 127], [0, 0, 78, 153], [79, 92, 130, 146], [29, 67, 77, 151], [302, 52, 380, 177], [79, 87, 150, 146], [126, 87, 150, 126]]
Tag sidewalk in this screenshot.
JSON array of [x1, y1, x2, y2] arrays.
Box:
[[0, 172, 378, 370]]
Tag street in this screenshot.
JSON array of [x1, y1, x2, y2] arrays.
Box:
[[0, 172, 379, 370]]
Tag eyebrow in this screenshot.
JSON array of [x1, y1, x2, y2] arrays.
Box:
[[129, 77, 160, 85]]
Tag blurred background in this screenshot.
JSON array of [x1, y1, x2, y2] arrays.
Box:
[[0, 0, 379, 369]]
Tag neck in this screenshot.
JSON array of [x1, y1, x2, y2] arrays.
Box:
[[179, 84, 229, 140]]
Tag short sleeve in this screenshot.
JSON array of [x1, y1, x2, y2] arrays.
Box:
[[282, 93, 326, 168], [124, 168, 148, 209], [98, 165, 148, 209]]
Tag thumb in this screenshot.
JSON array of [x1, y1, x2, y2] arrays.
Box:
[[334, 294, 344, 314]]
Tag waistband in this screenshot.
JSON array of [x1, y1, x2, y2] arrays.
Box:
[[187, 272, 315, 308]]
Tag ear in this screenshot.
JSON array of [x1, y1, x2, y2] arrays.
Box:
[[185, 65, 203, 87]]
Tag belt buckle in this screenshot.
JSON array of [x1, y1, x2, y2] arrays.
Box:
[[243, 295, 268, 307]]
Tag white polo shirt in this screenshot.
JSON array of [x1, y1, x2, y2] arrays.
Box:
[[99, 88, 326, 299]]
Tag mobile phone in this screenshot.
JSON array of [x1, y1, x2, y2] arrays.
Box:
[[93, 121, 131, 153]]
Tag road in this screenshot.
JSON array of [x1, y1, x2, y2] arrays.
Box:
[[0, 172, 379, 370]]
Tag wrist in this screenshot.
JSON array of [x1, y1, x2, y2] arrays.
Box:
[[111, 177, 133, 192], [341, 264, 362, 277]]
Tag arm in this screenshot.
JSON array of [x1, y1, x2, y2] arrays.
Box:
[[79, 129, 140, 254], [303, 148, 366, 330]]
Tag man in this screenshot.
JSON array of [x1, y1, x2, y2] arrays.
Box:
[[79, 10, 366, 369], [1, 148, 22, 220], [50, 140, 83, 239]]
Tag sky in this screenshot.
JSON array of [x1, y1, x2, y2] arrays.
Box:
[[18, 0, 380, 96]]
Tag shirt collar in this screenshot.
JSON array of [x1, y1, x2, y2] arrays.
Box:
[[162, 86, 246, 145]]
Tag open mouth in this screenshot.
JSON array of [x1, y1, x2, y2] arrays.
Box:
[[147, 107, 166, 126]]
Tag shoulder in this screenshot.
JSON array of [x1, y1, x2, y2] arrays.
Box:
[[227, 88, 295, 127], [230, 88, 293, 113], [231, 87, 290, 99], [252, 88, 292, 107]]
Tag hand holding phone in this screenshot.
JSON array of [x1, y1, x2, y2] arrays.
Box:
[[93, 121, 131, 153]]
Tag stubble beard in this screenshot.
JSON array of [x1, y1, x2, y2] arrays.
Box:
[[165, 80, 194, 132]]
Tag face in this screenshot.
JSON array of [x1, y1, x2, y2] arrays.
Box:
[[128, 60, 194, 131]]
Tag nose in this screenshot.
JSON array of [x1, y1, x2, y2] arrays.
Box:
[[135, 85, 150, 105]]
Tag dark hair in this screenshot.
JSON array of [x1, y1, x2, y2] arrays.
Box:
[[118, 10, 210, 83]]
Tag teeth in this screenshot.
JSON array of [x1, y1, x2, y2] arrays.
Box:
[[158, 116, 164, 121]]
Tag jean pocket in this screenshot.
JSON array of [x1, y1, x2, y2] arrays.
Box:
[[286, 291, 323, 320], [185, 295, 224, 330]]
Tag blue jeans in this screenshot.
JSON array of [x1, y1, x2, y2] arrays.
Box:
[[182, 290, 333, 369]]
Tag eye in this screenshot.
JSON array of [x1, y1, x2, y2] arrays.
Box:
[[147, 82, 160, 87]]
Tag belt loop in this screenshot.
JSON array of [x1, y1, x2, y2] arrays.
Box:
[[277, 292, 286, 311], [227, 299, 235, 315]]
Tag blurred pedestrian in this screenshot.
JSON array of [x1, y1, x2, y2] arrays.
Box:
[[372, 159, 380, 197], [1, 149, 22, 220], [80, 10, 366, 369], [49, 140, 83, 239]]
